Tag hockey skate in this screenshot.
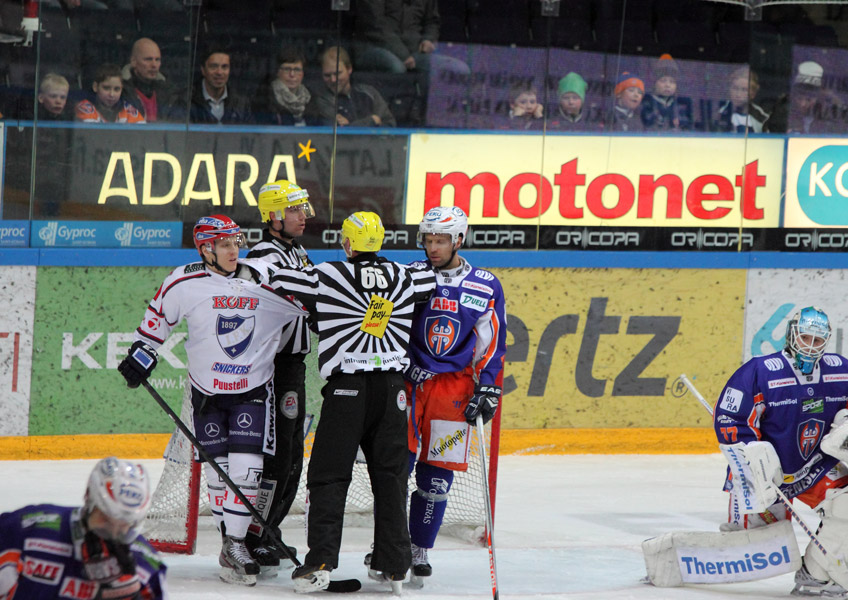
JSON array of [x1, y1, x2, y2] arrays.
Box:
[[408, 544, 431, 589], [245, 538, 280, 579], [270, 542, 298, 569], [363, 551, 405, 595], [219, 535, 260, 586], [791, 564, 848, 598], [292, 563, 331, 593]]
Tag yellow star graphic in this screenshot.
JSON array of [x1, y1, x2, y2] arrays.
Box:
[[298, 139, 316, 162]]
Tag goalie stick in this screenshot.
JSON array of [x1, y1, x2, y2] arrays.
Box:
[[141, 381, 361, 594], [679, 373, 848, 575], [476, 414, 500, 600]]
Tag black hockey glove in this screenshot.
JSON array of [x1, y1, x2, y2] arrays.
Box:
[[465, 385, 501, 425], [81, 531, 142, 600], [118, 341, 158, 389]]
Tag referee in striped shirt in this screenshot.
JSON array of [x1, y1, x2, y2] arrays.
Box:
[[244, 180, 315, 570], [270, 211, 436, 593]]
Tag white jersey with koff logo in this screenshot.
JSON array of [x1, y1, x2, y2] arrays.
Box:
[[134, 259, 306, 395]]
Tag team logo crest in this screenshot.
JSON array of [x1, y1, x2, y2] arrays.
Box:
[[425, 315, 460, 356], [798, 418, 824, 460], [217, 315, 255, 358]]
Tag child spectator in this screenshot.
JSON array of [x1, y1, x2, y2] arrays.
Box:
[[611, 72, 644, 132], [550, 72, 589, 130], [36, 73, 73, 121], [784, 61, 847, 134], [718, 66, 769, 133], [507, 82, 543, 130], [641, 54, 679, 131], [76, 64, 145, 123]]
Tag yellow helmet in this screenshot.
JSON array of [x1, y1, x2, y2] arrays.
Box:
[[341, 211, 385, 253], [257, 180, 315, 222]]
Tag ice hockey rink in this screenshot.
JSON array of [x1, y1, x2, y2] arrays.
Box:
[[1, 453, 814, 599]]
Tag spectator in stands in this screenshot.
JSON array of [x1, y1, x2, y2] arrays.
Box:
[[180, 47, 252, 125], [549, 72, 594, 131], [122, 37, 176, 123], [717, 66, 770, 133], [75, 63, 145, 123], [352, 0, 469, 77], [641, 54, 680, 131], [253, 46, 315, 127], [611, 72, 644, 132], [35, 73, 73, 121], [506, 82, 543, 130], [784, 61, 848, 134], [307, 46, 396, 128]]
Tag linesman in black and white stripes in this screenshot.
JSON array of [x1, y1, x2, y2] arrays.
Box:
[[269, 211, 436, 593], [243, 179, 315, 573]]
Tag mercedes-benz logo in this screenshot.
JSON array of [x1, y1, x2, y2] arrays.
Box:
[[205, 423, 220, 437], [237, 413, 253, 428]]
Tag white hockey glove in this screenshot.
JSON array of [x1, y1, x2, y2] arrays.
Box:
[[821, 409, 848, 463], [720, 441, 783, 514]]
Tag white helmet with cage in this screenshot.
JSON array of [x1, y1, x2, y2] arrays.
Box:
[[785, 306, 832, 375], [83, 457, 151, 542], [417, 205, 468, 248]]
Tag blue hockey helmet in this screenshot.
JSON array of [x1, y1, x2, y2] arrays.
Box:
[[785, 306, 831, 375]]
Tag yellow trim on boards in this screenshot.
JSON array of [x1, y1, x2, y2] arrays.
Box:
[[0, 428, 718, 460]]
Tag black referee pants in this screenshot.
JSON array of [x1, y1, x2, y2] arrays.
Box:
[[305, 371, 411, 575]]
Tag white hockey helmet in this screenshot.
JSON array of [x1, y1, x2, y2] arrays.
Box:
[[83, 457, 151, 542], [417, 206, 468, 248], [785, 306, 831, 375]]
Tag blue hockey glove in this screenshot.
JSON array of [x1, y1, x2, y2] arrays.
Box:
[[465, 385, 501, 425], [118, 341, 158, 389]]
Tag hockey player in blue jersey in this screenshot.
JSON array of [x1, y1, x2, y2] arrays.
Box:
[[0, 456, 167, 600], [714, 306, 848, 597], [384, 205, 506, 585]]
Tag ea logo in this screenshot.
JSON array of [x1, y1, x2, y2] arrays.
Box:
[[205, 423, 220, 437], [237, 413, 253, 428], [397, 390, 407, 411]]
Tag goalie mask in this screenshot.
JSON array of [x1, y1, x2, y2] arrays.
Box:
[[785, 306, 831, 375], [83, 457, 151, 543]]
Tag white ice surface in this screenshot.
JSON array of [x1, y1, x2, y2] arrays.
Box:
[[0, 454, 818, 599]]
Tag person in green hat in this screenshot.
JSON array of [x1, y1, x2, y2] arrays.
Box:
[[550, 72, 593, 131]]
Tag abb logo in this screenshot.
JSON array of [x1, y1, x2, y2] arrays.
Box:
[[59, 577, 97, 599], [424, 159, 767, 222], [431, 297, 457, 312]]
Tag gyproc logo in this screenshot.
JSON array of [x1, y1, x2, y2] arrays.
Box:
[[797, 145, 848, 225], [38, 222, 59, 246]]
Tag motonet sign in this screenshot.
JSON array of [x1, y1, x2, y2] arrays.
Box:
[[406, 134, 784, 227]]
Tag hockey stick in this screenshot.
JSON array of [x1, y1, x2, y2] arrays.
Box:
[[141, 380, 361, 593], [476, 414, 500, 600], [679, 374, 848, 573]]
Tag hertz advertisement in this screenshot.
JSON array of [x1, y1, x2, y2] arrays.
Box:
[[406, 134, 784, 229], [496, 267, 747, 428]]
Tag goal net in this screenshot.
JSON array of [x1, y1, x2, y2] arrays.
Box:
[[143, 379, 501, 554]]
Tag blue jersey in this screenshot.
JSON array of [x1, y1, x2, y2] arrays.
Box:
[[405, 258, 507, 388], [714, 350, 848, 498], [0, 505, 167, 600]]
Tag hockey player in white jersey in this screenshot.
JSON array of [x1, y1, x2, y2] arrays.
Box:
[[118, 214, 307, 587]]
